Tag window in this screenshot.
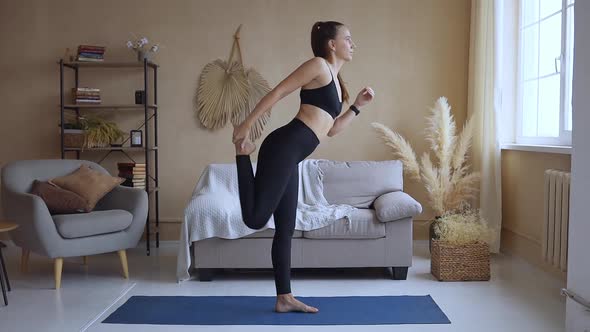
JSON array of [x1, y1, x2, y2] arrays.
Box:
[[517, 0, 575, 146]]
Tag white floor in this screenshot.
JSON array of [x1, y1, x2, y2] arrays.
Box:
[[0, 241, 566, 332]]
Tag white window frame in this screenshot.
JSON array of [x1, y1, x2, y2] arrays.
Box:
[[516, 0, 574, 146]]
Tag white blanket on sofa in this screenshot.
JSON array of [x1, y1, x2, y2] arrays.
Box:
[[176, 159, 356, 282]]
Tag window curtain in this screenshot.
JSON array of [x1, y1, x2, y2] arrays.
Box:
[[467, 0, 503, 253]]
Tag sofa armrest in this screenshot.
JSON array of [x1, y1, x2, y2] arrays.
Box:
[[1, 188, 64, 255], [373, 191, 422, 222]]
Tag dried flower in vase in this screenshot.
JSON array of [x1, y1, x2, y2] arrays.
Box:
[[371, 97, 480, 216], [126, 35, 161, 61], [433, 209, 496, 246]]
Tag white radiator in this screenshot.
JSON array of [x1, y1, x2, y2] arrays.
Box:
[[542, 169, 571, 272]]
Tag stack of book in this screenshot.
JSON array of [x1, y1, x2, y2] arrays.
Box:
[[76, 45, 105, 62], [118, 163, 146, 190], [72, 87, 101, 104]]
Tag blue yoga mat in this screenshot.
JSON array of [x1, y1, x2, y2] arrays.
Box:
[[102, 295, 450, 325]]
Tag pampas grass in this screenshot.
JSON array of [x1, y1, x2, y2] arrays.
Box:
[[371, 97, 480, 216], [420, 152, 444, 215], [371, 122, 421, 181]]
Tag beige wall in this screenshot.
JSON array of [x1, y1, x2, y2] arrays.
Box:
[[0, 1, 574, 274], [0, 0, 471, 237], [501, 150, 571, 280]]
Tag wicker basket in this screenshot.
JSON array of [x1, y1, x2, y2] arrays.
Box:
[[63, 129, 85, 148], [430, 239, 490, 281]]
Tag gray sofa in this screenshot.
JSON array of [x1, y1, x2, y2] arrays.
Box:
[[192, 159, 422, 281], [1, 159, 148, 289]]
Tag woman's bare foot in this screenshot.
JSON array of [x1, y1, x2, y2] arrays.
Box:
[[275, 293, 319, 313], [234, 138, 256, 155]]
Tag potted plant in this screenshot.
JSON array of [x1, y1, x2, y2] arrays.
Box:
[[430, 208, 495, 281], [371, 97, 481, 252], [78, 115, 125, 148], [126, 36, 160, 62], [63, 121, 86, 148], [62, 115, 125, 149]]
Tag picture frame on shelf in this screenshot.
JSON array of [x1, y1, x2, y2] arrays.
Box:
[[130, 130, 143, 147], [135, 90, 145, 105]]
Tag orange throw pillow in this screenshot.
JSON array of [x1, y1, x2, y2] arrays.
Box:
[[50, 164, 124, 212]]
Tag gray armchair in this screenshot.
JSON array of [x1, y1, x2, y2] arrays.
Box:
[[0, 159, 148, 289]]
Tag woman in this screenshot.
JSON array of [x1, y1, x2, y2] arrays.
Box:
[[232, 21, 375, 313]]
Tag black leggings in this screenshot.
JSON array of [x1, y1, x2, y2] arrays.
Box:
[[235, 117, 319, 295]]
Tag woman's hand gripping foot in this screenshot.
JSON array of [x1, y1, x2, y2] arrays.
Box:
[[234, 138, 256, 155], [233, 123, 256, 155]]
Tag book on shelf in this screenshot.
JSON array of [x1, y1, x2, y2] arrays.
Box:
[[121, 181, 145, 190], [117, 163, 147, 180], [76, 57, 104, 62], [117, 163, 145, 169], [129, 178, 145, 182], [117, 162, 145, 167], [76, 45, 105, 62], [74, 91, 100, 96], [121, 174, 147, 186], [121, 173, 145, 178], [75, 99, 102, 104], [72, 87, 101, 104], [119, 172, 146, 179], [77, 52, 103, 59], [119, 172, 146, 178], [74, 87, 100, 92], [78, 45, 106, 52]]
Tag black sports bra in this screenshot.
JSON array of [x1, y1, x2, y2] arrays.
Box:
[[299, 59, 343, 119]]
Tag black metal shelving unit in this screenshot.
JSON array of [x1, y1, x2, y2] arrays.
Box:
[[58, 59, 160, 256]]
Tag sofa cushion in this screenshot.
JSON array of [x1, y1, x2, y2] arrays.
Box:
[[244, 229, 303, 238], [319, 160, 403, 208], [303, 208, 385, 239], [53, 209, 133, 239], [30, 180, 87, 214], [374, 191, 423, 222], [50, 164, 124, 212]]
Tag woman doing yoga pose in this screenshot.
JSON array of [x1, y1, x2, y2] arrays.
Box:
[[232, 21, 375, 313]]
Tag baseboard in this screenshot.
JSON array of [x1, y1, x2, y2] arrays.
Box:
[[141, 220, 183, 242], [500, 228, 567, 281]]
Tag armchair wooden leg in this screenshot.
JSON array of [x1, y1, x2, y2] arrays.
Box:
[[83, 256, 88, 265], [21, 249, 30, 273], [117, 250, 129, 279], [54, 258, 63, 289]]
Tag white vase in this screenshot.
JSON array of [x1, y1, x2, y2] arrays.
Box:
[[137, 50, 149, 62]]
